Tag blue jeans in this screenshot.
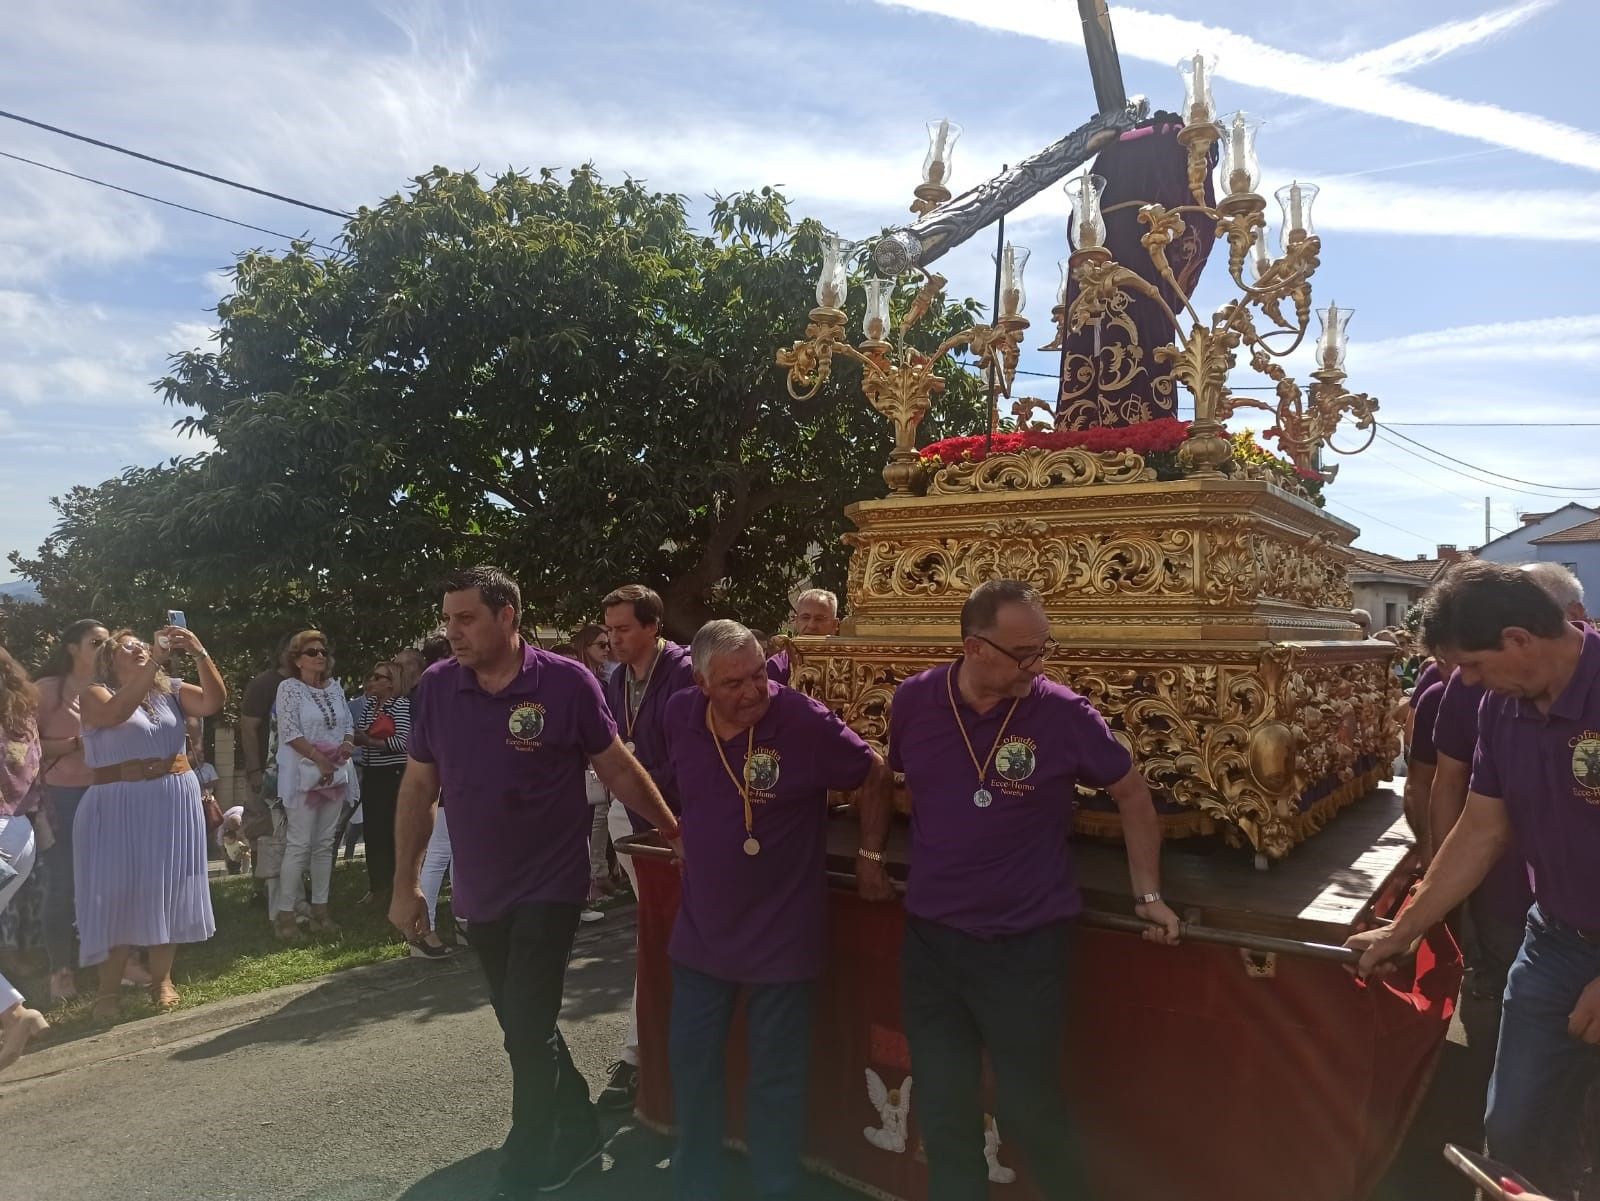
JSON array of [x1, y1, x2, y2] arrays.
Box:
[[1485, 903, 1600, 1194], [669, 962, 813, 1201], [42, 785, 87, 973]]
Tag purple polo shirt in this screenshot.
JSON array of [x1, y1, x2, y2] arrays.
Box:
[[665, 682, 875, 982], [408, 641, 617, 921], [1471, 625, 1600, 930], [766, 650, 791, 687], [1413, 659, 1441, 699], [1409, 681, 1445, 766], [1434, 670, 1535, 924], [889, 663, 1134, 939], [604, 640, 696, 831]]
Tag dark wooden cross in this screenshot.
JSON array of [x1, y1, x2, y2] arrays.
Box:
[[872, 0, 1142, 276]]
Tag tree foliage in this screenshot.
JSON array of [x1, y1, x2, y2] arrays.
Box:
[[5, 166, 988, 670]]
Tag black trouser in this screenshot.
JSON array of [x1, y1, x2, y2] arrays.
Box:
[[468, 900, 598, 1187], [901, 916, 1089, 1201], [360, 763, 403, 895]]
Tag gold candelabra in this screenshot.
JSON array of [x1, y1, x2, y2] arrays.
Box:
[[776, 234, 1029, 495], [1063, 56, 1377, 479]]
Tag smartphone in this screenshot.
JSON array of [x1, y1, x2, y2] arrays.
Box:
[[166, 610, 188, 628], [1443, 1143, 1539, 1199]]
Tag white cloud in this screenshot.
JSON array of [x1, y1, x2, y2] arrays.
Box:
[[1338, 1, 1556, 76], [138, 416, 216, 458], [1355, 313, 1600, 368], [872, 0, 1600, 174]]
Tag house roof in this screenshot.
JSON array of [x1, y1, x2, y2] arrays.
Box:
[[1532, 515, 1600, 545], [1345, 546, 1443, 583], [1477, 502, 1599, 555]]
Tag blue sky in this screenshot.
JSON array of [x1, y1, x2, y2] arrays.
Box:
[[3, 0, 1599, 576]]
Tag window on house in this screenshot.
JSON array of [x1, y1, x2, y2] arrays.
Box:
[[1384, 602, 1398, 627]]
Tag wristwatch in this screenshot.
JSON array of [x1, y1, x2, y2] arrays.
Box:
[[857, 848, 885, 863], [1135, 891, 1163, 905]]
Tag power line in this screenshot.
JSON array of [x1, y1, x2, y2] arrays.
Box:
[[1378, 424, 1600, 494], [1372, 429, 1600, 503], [0, 108, 351, 219], [1384, 421, 1600, 427], [1361, 443, 1485, 506], [1324, 498, 1432, 542], [0, 149, 343, 255]]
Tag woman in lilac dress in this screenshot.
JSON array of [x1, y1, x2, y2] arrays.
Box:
[[76, 626, 226, 1015]]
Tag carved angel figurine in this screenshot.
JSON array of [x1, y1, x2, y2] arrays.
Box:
[[984, 1114, 1016, 1183], [864, 1069, 912, 1152]]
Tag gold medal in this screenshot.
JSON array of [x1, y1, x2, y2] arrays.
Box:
[[707, 707, 761, 856], [946, 664, 1021, 813]]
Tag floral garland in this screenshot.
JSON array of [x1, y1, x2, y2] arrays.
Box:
[[918, 419, 1324, 505]]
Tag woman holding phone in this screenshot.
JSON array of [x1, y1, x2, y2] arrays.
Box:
[[76, 625, 225, 1014]]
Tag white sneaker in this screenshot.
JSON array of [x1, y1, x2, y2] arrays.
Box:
[[579, 908, 605, 923]]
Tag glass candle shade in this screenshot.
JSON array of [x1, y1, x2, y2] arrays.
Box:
[[993, 243, 1030, 319], [816, 233, 849, 310], [1178, 53, 1216, 126], [863, 277, 891, 342], [1219, 111, 1262, 196], [922, 119, 962, 189], [1315, 302, 1352, 370], [1055, 257, 1071, 307], [1066, 173, 1107, 250], [1275, 180, 1319, 250]]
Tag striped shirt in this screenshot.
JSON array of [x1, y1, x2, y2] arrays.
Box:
[[353, 695, 411, 768]]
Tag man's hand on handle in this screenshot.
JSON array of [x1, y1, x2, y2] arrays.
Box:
[[1135, 899, 1182, 945]]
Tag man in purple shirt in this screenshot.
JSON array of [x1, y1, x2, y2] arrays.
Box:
[[597, 583, 698, 1109], [389, 567, 683, 1200], [664, 619, 890, 1200], [862, 579, 1180, 1201], [1404, 661, 1448, 855], [1350, 561, 1600, 1196], [766, 588, 841, 686]]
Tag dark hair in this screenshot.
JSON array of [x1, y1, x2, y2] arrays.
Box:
[[574, 623, 607, 654], [601, 584, 664, 628], [420, 635, 452, 665], [39, 618, 107, 679], [1421, 560, 1567, 652], [960, 579, 1043, 639], [442, 565, 521, 618], [549, 642, 579, 660]]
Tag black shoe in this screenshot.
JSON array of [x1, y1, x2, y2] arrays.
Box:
[[595, 1060, 637, 1111], [539, 1126, 605, 1193]]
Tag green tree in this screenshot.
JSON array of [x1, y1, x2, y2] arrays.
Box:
[[8, 167, 989, 656]]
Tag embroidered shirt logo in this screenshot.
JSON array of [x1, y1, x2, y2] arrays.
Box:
[[745, 748, 781, 793], [1569, 732, 1600, 799], [508, 703, 546, 742], [994, 738, 1037, 783]]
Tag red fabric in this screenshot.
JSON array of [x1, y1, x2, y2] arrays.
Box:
[[631, 856, 1460, 1201]]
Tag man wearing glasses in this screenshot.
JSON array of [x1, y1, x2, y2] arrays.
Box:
[[767, 589, 841, 686], [860, 579, 1180, 1200]]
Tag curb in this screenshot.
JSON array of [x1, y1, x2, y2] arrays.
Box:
[[0, 904, 635, 1089]]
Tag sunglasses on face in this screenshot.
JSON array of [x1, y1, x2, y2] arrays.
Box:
[[301, 648, 329, 658], [118, 640, 149, 654], [369, 672, 393, 682]]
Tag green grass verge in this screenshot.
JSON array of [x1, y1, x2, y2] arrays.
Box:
[[38, 858, 448, 1039]]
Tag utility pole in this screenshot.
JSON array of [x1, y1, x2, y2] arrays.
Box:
[[1485, 496, 1491, 546]]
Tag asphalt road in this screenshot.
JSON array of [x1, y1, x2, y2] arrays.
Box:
[[0, 908, 1484, 1201]]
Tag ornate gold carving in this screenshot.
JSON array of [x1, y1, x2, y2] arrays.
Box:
[[926, 447, 1155, 494], [788, 637, 1396, 859]]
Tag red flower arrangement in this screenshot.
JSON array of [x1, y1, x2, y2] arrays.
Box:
[[919, 419, 1325, 504], [920, 418, 1192, 466]]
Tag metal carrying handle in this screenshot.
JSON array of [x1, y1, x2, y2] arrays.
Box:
[[617, 836, 1360, 967]]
